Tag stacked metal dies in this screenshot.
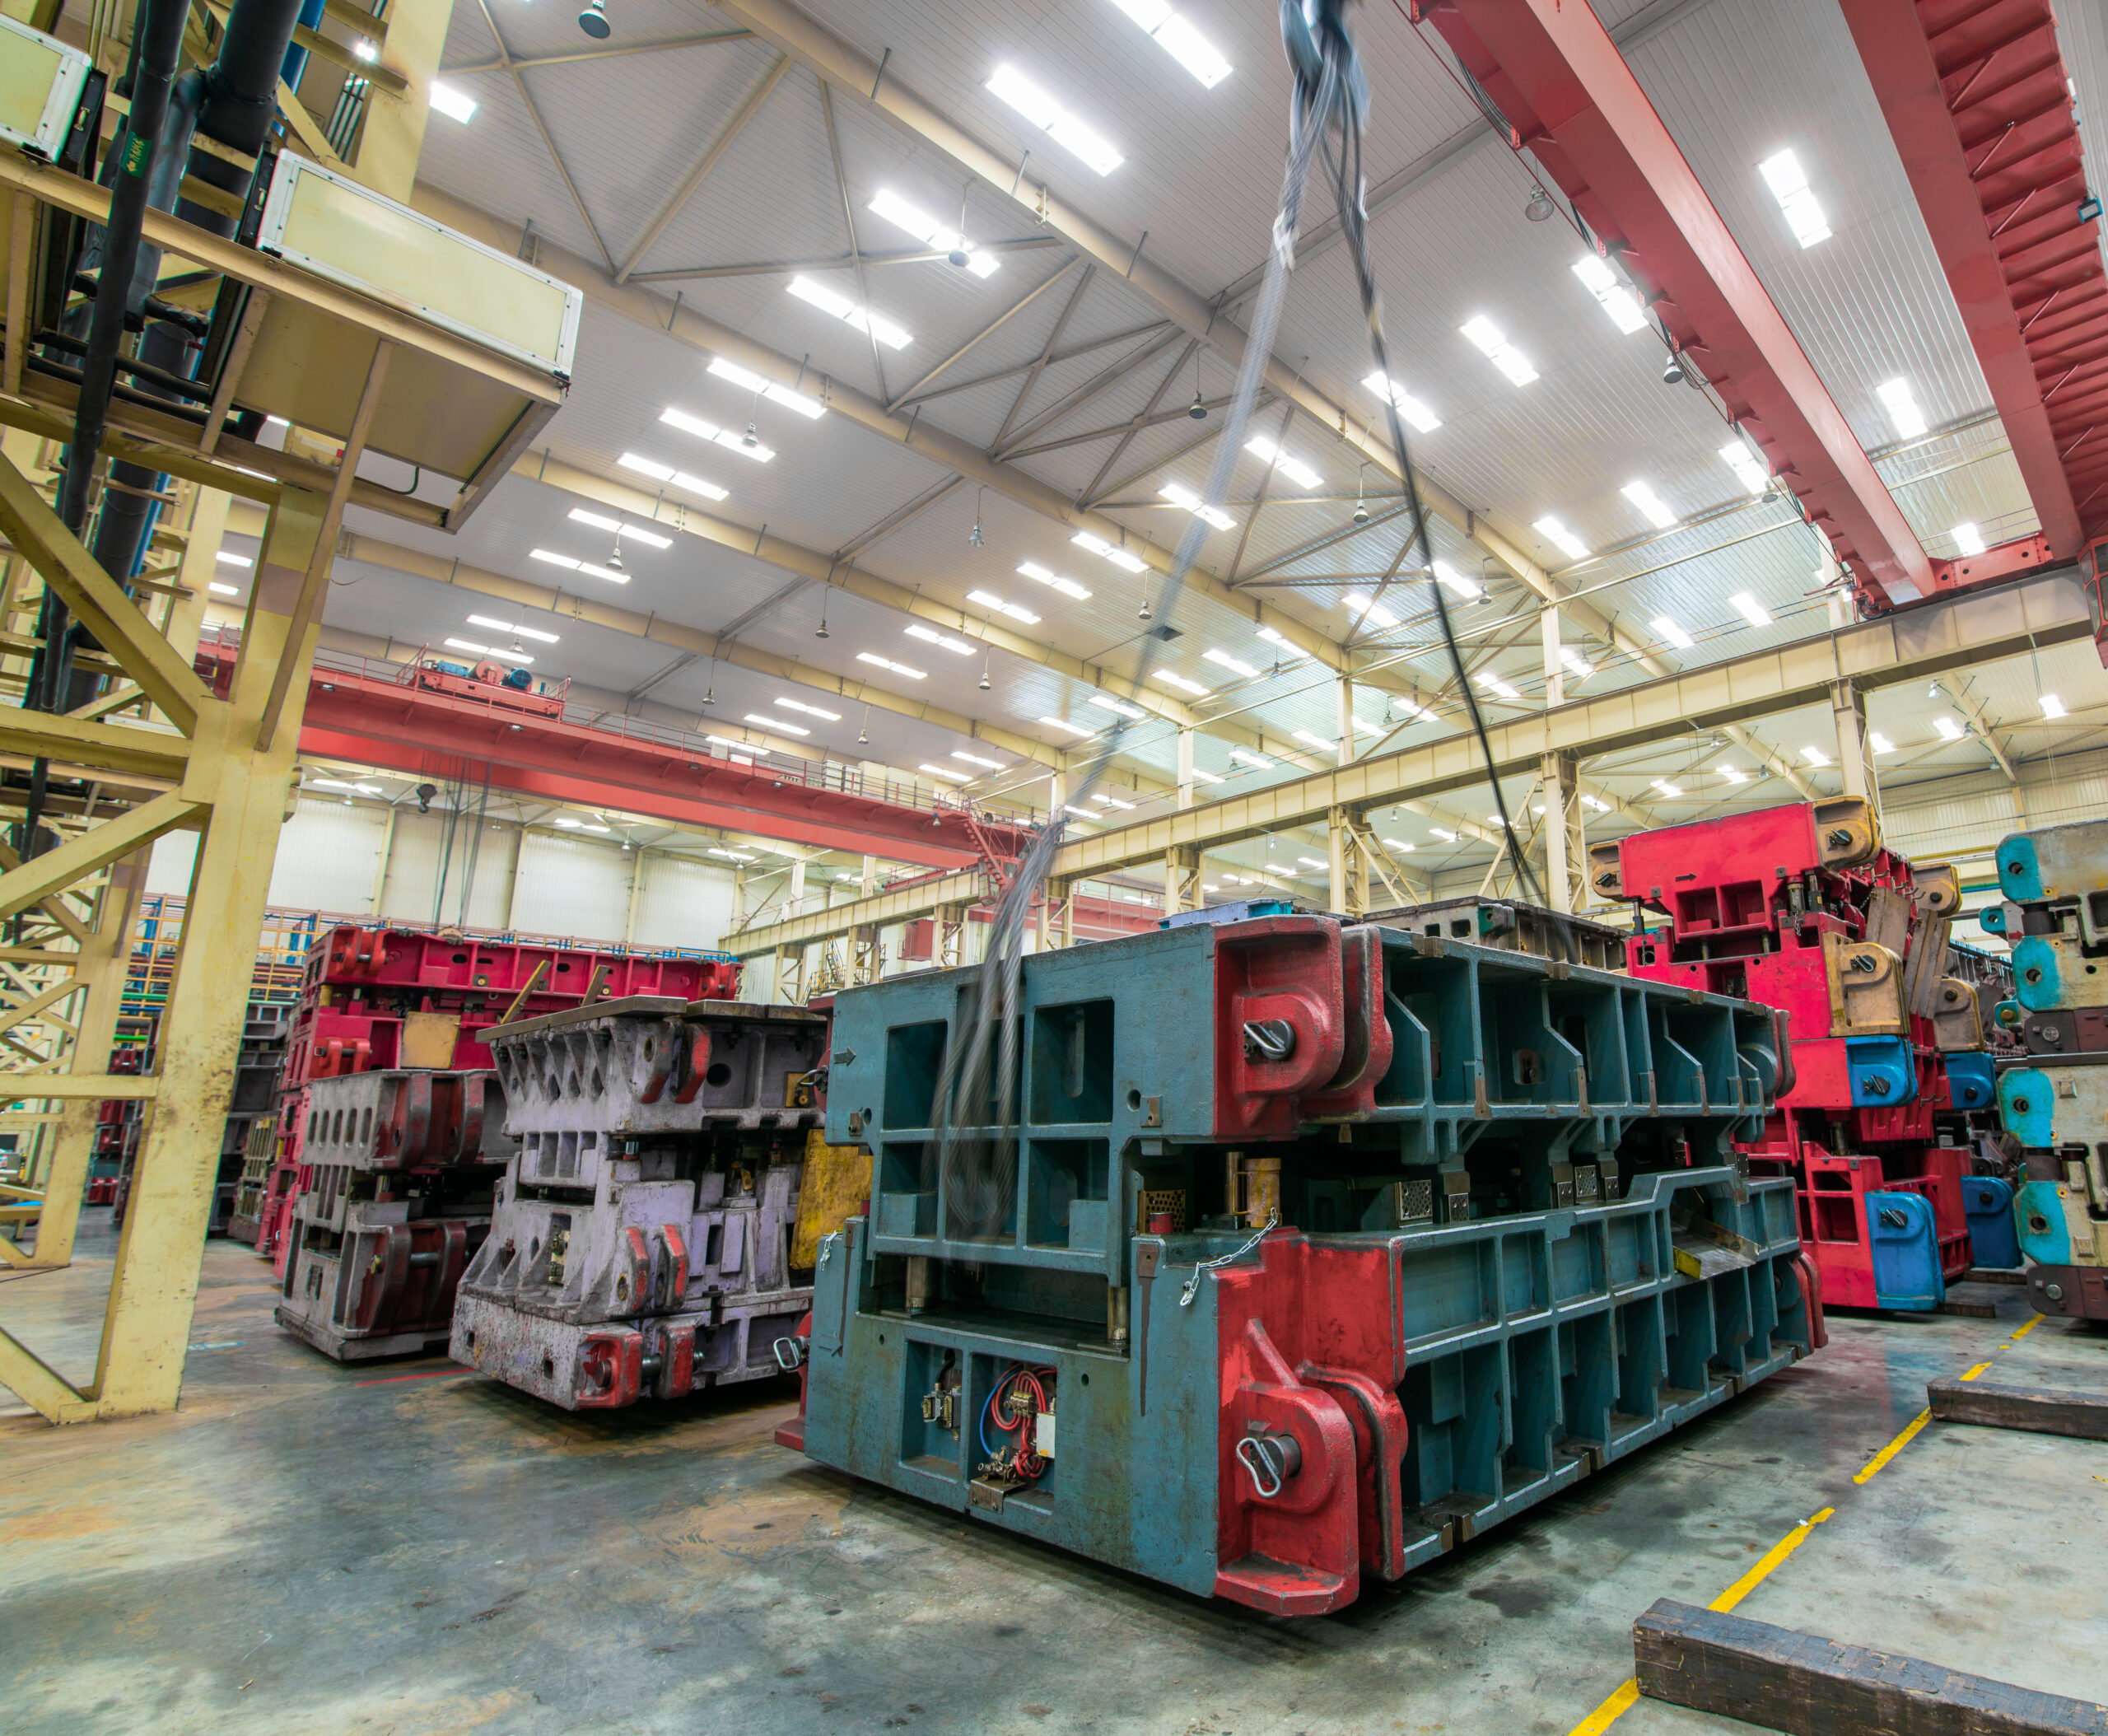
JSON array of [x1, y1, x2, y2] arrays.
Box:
[[450, 995, 863, 1409], [1983, 817, 2108, 1319], [275, 1069, 513, 1360]]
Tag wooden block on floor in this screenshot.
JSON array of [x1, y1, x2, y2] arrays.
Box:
[[1966, 1267, 2029, 1285], [1935, 1299, 2000, 1318], [1927, 1376, 2108, 1441], [1634, 1598, 2108, 1735]]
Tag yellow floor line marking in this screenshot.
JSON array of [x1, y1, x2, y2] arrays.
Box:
[[1709, 1506, 1834, 1613], [1561, 1300, 2052, 1735], [1854, 1409, 1930, 1484], [1566, 1678, 1639, 1736]]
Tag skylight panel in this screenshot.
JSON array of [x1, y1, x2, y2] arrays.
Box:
[[428, 81, 476, 124], [1650, 615, 1695, 651], [1042, 716, 1094, 738], [1089, 693, 1145, 719], [1621, 480, 1677, 530], [1572, 253, 1648, 334], [1432, 560, 1481, 600], [567, 507, 671, 547], [858, 652, 927, 679], [1476, 671, 1520, 700], [1228, 747, 1272, 768], [706, 357, 828, 418], [1243, 435, 1322, 491], [954, 750, 1005, 770], [467, 614, 560, 643], [1152, 669, 1210, 697], [445, 637, 532, 665], [1719, 439, 1769, 494], [1254, 626, 1310, 661], [904, 624, 975, 655], [1159, 481, 1236, 530], [1362, 370, 1440, 432], [968, 589, 1041, 624], [1952, 521, 1985, 555], [1071, 530, 1149, 573], [660, 406, 773, 463], [527, 548, 627, 584], [1344, 591, 1401, 629], [775, 696, 842, 721], [1877, 377, 1928, 439], [986, 64, 1125, 175], [2043, 693, 2068, 719], [1758, 148, 1831, 248], [1204, 648, 1259, 679], [617, 452, 727, 502], [786, 275, 912, 349], [752, 712, 808, 736], [1460, 315, 1538, 386], [1728, 592, 1772, 628], [1018, 561, 1092, 600], [1108, 0, 1232, 86], [1532, 515, 1589, 560], [1933, 716, 1964, 741], [867, 189, 1000, 278]]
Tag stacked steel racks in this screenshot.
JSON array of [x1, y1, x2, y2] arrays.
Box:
[[1597, 799, 2008, 1311], [275, 1070, 515, 1360], [253, 926, 739, 1263], [451, 995, 870, 1409], [776, 907, 1822, 1616], [1983, 818, 2108, 1321]]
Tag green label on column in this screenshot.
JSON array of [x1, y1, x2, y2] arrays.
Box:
[[122, 134, 149, 175]]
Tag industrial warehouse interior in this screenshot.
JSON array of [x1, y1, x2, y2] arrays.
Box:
[[4, 0, 2108, 1730]]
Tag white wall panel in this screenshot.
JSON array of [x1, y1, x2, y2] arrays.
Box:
[[146, 831, 198, 896], [507, 832, 632, 942], [379, 813, 517, 931], [631, 853, 739, 952], [265, 799, 389, 914]]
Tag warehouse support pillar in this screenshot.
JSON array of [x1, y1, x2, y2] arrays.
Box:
[[1163, 847, 1200, 917], [1831, 679, 1880, 810], [1541, 751, 1583, 913], [1176, 729, 1195, 810]]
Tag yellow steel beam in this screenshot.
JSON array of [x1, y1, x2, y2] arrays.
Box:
[[0, 1073, 156, 1102], [0, 842, 94, 946], [0, 1329, 87, 1419], [0, 976, 77, 1040], [0, 450, 213, 733], [0, 792, 203, 922], [0, 707, 190, 781]]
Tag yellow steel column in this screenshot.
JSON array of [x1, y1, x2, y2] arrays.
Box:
[[86, 489, 325, 1419]]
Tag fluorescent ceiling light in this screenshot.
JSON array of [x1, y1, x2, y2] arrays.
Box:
[[706, 357, 827, 418], [2043, 693, 2068, 718], [660, 406, 773, 463], [1476, 672, 1520, 700], [1876, 377, 1928, 439], [1293, 730, 1336, 752], [1345, 591, 1401, 630], [1228, 747, 1272, 768], [1571, 253, 1648, 334], [1869, 732, 1896, 754], [1430, 827, 1457, 842], [1361, 370, 1439, 432], [967, 588, 1040, 624], [555, 820, 611, 834], [1532, 515, 1589, 560], [775, 696, 842, 721], [1652, 780, 1683, 797], [1460, 315, 1538, 386], [1952, 521, 1985, 556], [1158, 480, 1236, 530], [1800, 744, 1831, 766], [953, 750, 1005, 769], [904, 623, 974, 655], [617, 452, 727, 502], [1381, 838, 1415, 852], [1758, 147, 1831, 248], [1581, 793, 1613, 810], [1255, 626, 1311, 660], [428, 80, 476, 124], [1071, 530, 1149, 572], [215, 549, 254, 568], [1728, 592, 1772, 628], [786, 275, 912, 348], [1062, 805, 1099, 820], [1296, 856, 1329, 870], [858, 652, 926, 680], [309, 777, 380, 796], [1089, 693, 1145, 719], [706, 735, 767, 755], [1720, 439, 1768, 494], [919, 763, 971, 783], [1189, 766, 1224, 785], [1092, 792, 1136, 810], [866, 189, 1000, 277], [1018, 560, 1091, 600], [1621, 479, 1677, 530], [1203, 648, 1259, 679], [1714, 767, 1747, 785], [1109, 0, 1233, 86], [567, 507, 671, 548], [527, 548, 627, 584], [208, 580, 240, 596], [1432, 559, 1481, 600], [445, 637, 533, 665], [707, 847, 757, 861], [751, 712, 808, 736], [1152, 670, 1210, 696], [1243, 434, 1322, 491], [1933, 715, 1965, 741], [986, 63, 1125, 175], [468, 614, 559, 643], [1560, 646, 1594, 679], [1650, 614, 1695, 651], [352, 37, 378, 62], [1041, 716, 1094, 738]]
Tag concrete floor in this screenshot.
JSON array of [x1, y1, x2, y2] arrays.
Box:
[[3, 1215, 2106, 1736]]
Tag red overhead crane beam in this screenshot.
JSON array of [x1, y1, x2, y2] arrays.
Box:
[[194, 647, 1029, 869], [1414, 0, 1935, 610], [1840, 0, 2096, 553]]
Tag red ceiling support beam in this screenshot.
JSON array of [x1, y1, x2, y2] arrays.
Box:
[[1415, 0, 1934, 611], [197, 648, 1029, 867], [1840, 0, 2096, 553]]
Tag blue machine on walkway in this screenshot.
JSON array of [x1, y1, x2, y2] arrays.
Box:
[[777, 909, 1825, 1615]]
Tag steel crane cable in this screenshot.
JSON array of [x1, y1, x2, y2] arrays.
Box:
[[926, 3, 1562, 1225]]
